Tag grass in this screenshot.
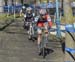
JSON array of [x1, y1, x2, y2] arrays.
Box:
[[61, 16, 75, 24], [0, 14, 7, 20], [0, 13, 21, 22], [0, 13, 22, 29], [0, 13, 75, 24], [73, 16, 75, 20]]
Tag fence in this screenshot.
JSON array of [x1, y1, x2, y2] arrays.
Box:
[[0, 5, 23, 19], [3, 5, 22, 14]]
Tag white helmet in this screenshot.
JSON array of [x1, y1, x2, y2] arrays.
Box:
[[39, 9, 47, 15], [22, 6, 26, 9], [26, 7, 32, 11]]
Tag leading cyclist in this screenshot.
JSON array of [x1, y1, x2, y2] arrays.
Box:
[[34, 8, 52, 53]]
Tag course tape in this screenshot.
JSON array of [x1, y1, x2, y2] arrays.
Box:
[[65, 47, 75, 53], [65, 24, 75, 32]]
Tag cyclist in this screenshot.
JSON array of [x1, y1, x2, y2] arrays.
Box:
[[24, 7, 35, 38], [20, 6, 26, 16], [34, 8, 52, 53], [24, 7, 35, 21]]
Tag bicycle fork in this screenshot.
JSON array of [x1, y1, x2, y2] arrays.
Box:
[[41, 34, 48, 58], [29, 23, 34, 39]]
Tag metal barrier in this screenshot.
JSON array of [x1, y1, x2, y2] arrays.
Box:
[[0, 5, 22, 19], [3, 5, 22, 13]]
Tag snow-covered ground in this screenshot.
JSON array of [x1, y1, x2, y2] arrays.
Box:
[[50, 25, 65, 37]]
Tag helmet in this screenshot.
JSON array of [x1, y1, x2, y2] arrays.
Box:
[[26, 7, 32, 13], [39, 9, 47, 15], [26, 7, 32, 11], [22, 6, 26, 9]]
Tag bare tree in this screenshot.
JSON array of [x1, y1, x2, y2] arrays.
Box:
[[0, 0, 3, 13], [4, 0, 8, 6], [21, 0, 23, 5], [11, 0, 14, 5]]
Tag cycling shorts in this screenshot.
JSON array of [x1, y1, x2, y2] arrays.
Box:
[[37, 22, 48, 34]]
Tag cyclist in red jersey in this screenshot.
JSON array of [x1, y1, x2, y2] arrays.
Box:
[[34, 8, 52, 52]]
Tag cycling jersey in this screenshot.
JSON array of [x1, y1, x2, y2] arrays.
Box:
[[26, 13, 33, 18], [24, 13, 35, 22], [35, 14, 52, 27]]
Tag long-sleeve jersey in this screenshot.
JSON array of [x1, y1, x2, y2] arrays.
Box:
[[34, 14, 52, 27]]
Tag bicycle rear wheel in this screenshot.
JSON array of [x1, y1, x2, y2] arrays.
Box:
[[42, 47, 45, 58], [42, 34, 48, 58], [41, 42, 46, 58], [28, 24, 35, 41]]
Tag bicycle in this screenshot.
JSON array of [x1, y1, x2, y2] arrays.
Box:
[[23, 16, 37, 41], [28, 20, 36, 41], [38, 27, 49, 58], [23, 16, 28, 30]]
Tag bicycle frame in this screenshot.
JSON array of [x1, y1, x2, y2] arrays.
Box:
[[41, 28, 48, 47], [29, 22, 34, 36], [39, 27, 49, 58]]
